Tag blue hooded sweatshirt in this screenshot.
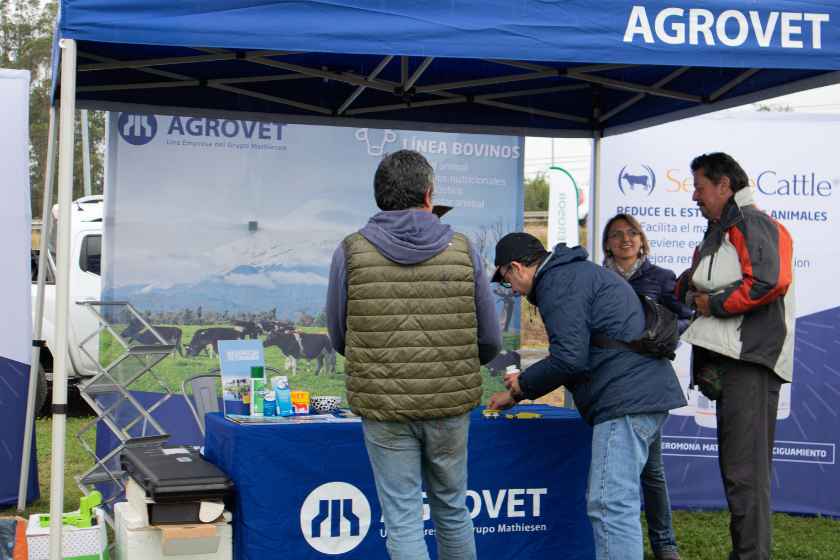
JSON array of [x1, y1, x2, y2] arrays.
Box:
[[326, 210, 502, 364], [519, 244, 687, 426]]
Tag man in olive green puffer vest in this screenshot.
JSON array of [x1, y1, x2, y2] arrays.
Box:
[[326, 150, 501, 560]]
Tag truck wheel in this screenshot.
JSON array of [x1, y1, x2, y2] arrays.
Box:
[[34, 365, 48, 417]]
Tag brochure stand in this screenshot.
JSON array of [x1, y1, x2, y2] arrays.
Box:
[[74, 301, 176, 521]]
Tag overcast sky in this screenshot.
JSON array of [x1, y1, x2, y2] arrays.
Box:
[[524, 83, 840, 181]]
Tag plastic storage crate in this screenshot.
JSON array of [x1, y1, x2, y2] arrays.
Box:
[[26, 509, 107, 560]]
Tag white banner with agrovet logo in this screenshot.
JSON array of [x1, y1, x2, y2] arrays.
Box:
[[103, 112, 523, 408], [598, 111, 840, 515]]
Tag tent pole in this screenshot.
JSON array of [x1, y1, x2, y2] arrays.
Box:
[[81, 110, 91, 196], [18, 107, 57, 511], [590, 132, 602, 262], [49, 38, 77, 560]]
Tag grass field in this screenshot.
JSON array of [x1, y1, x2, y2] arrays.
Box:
[[2, 415, 839, 559], [1, 416, 96, 519]]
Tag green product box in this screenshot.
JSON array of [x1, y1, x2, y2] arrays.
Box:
[[251, 378, 267, 416]]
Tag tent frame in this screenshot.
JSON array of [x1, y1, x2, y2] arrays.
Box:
[[46, 38, 77, 560], [67, 46, 840, 137]]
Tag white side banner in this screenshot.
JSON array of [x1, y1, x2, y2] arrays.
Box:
[[599, 112, 840, 428], [0, 69, 32, 366], [547, 166, 580, 248]]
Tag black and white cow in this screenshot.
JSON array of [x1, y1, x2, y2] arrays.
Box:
[[231, 320, 262, 339], [122, 318, 184, 356], [263, 328, 336, 375], [186, 327, 246, 358], [485, 350, 521, 376], [257, 319, 294, 334]]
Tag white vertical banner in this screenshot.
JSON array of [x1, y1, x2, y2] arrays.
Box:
[[0, 68, 34, 508], [547, 166, 580, 248], [0, 69, 32, 366]]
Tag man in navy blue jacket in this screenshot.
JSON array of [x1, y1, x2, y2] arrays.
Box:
[[488, 233, 686, 560]]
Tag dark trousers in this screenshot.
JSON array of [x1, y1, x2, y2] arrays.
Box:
[[716, 358, 782, 560]]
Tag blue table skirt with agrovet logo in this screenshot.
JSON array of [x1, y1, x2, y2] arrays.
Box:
[[203, 406, 595, 560]]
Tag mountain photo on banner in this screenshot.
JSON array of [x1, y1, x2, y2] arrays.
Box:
[[102, 116, 523, 403]]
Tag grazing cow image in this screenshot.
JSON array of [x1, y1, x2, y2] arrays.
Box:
[[231, 319, 262, 339], [258, 319, 294, 334], [485, 350, 521, 376], [622, 172, 650, 191], [186, 327, 246, 358], [263, 328, 336, 375], [122, 318, 184, 356]]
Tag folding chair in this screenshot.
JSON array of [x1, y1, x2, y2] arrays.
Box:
[[182, 370, 221, 437], [182, 366, 284, 435]]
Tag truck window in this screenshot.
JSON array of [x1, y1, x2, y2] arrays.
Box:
[[79, 234, 102, 276], [31, 251, 56, 284]]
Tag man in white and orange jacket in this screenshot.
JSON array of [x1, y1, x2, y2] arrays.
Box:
[[676, 152, 794, 560]]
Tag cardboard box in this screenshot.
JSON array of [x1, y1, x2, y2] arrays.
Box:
[[114, 502, 231, 560]]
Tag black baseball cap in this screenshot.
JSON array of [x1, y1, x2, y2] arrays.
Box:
[[491, 232, 547, 283]]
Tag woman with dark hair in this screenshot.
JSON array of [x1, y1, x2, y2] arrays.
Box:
[[602, 213, 693, 560]]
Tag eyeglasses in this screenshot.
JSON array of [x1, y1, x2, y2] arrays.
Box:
[[607, 229, 641, 241], [499, 265, 512, 289]]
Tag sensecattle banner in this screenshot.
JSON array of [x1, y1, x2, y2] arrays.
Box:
[[103, 113, 523, 404], [599, 112, 840, 516]]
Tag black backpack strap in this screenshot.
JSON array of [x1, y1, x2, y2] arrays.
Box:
[[591, 334, 640, 353]]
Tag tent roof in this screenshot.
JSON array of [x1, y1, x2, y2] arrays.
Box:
[[54, 0, 840, 136]]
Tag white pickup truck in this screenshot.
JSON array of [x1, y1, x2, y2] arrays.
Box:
[[31, 195, 102, 413]]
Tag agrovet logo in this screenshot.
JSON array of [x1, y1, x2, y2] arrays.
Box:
[[300, 482, 371, 555], [618, 164, 656, 195], [118, 113, 158, 145]]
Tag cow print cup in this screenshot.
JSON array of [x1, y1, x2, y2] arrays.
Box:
[[310, 396, 341, 414]]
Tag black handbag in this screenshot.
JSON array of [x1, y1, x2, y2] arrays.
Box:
[[691, 346, 729, 401], [591, 293, 680, 360]]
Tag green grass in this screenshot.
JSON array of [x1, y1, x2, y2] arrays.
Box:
[[1, 416, 96, 519], [646, 510, 840, 559], [3, 417, 840, 559]]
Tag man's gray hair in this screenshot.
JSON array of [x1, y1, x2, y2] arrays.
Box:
[[374, 150, 434, 211]]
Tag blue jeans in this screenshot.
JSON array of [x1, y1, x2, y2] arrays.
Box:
[[362, 414, 476, 560], [642, 430, 678, 555], [588, 413, 667, 560]]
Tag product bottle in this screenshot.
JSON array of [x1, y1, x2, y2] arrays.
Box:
[[250, 379, 266, 416], [263, 390, 276, 417], [273, 376, 293, 417], [250, 366, 266, 416]]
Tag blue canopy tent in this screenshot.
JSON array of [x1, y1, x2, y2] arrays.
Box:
[[32, 0, 840, 556], [51, 1, 840, 137]]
